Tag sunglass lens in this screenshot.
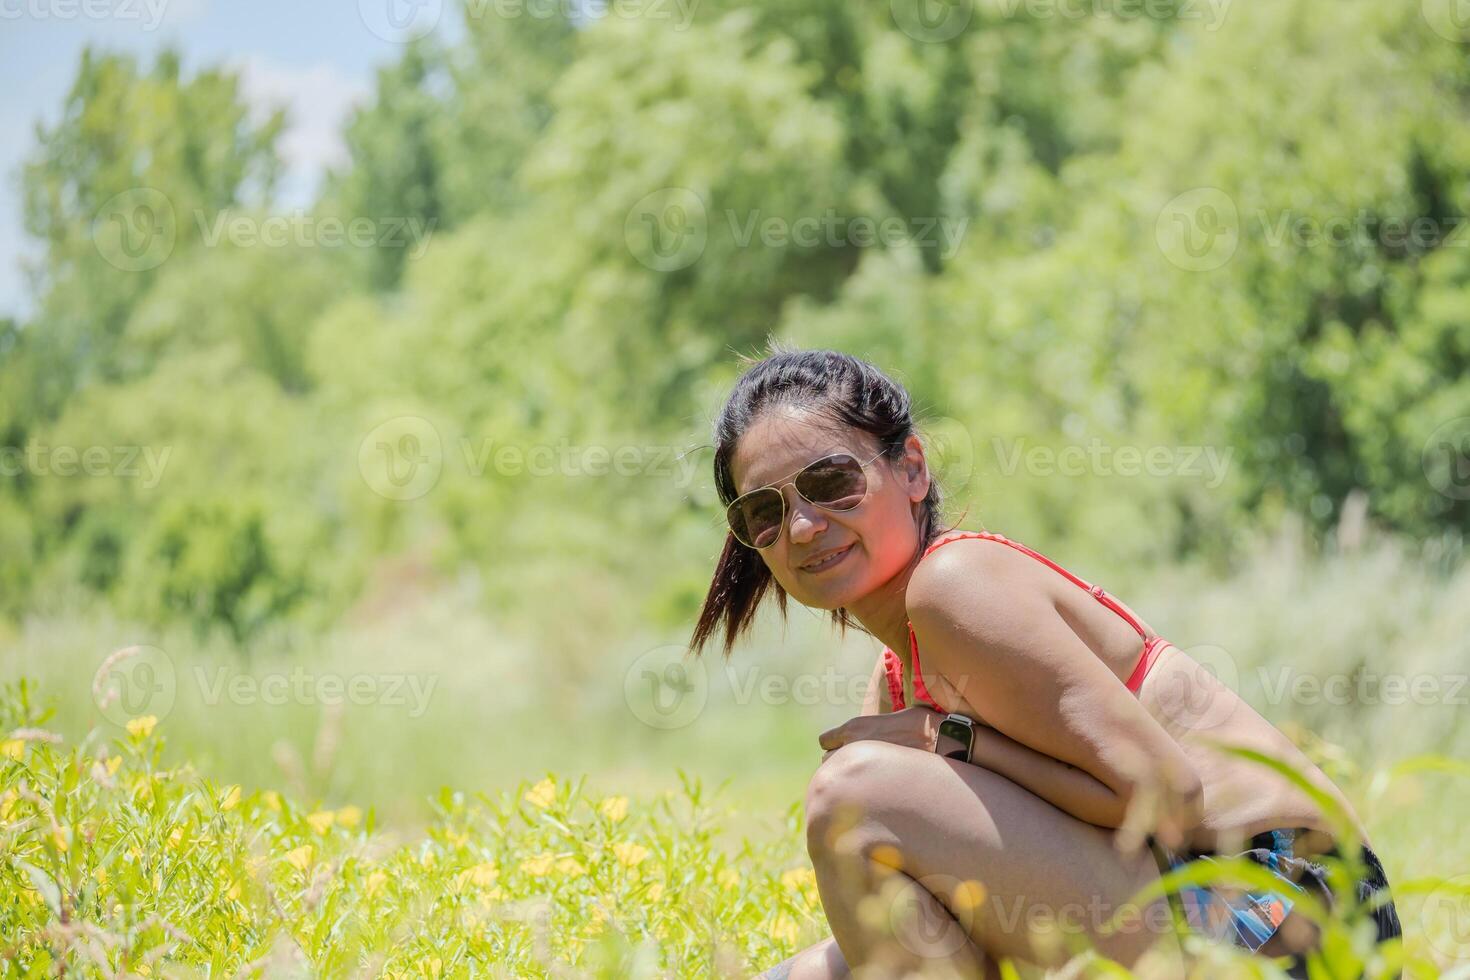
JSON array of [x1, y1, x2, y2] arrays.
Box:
[[728, 489, 784, 548], [797, 454, 868, 510]]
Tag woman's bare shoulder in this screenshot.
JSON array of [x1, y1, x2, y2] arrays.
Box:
[[906, 532, 1051, 624]]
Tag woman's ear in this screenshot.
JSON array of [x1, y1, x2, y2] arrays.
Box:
[[900, 434, 931, 503]]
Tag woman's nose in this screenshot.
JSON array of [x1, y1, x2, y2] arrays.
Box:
[[783, 487, 826, 544]]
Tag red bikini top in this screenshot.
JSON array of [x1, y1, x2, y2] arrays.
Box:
[[881, 531, 1169, 714]]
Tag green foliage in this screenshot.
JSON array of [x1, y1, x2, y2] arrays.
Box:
[[1, 674, 1463, 977], [119, 494, 307, 645], [3, 0, 1468, 639], [0, 680, 823, 977]]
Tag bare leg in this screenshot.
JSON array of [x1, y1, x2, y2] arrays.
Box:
[[754, 938, 848, 980], [803, 741, 1188, 978]]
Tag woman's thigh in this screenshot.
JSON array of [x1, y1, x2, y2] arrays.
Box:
[[805, 740, 1186, 973]]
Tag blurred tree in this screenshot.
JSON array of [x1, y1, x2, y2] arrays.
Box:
[[19, 47, 282, 415]]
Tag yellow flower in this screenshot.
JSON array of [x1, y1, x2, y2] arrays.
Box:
[[771, 914, 799, 945], [953, 879, 987, 915], [419, 956, 442, 979], [137, 964, 152, 977], [612, 841, 649, 868], [0, 739, 23, 760], [262, 791, 282, 812], [717, 867, 739, 891], [524, 778, 556, 809], [105, 755, 122, 775], [226, 880, 242, 901], [646, 882, 664, 902], [126, 715, 158, 739], [781, 867, 817, 893], [455, 863, 500, 889], [335, 805, 362, 829], [93, 867, 108, 886], [307, 810, 335, 835], [167, 827, 184, 849], [555, 857, 586, 876], [587, 904, 608, 935], [365, 870, 388, 898], [52, 824, 71, 852], [599, 795, 629, 822], [520, 853, 555, 876], [285, 845, 313, 871], [220, 785, 241, 811], [0, 790, 16, 820], [868, 843, 903, 875]]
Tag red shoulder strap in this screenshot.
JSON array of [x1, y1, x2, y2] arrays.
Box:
[[880, 649, 906, 711], [921, 531, 1147, 639]]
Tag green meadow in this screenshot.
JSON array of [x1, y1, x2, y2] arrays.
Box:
[[5, 0, 1470, 973]]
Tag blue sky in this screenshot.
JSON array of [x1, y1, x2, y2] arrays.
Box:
[[0, 0, 459, 319]]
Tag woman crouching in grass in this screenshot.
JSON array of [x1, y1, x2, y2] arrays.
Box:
[[688, 345, 1402, 979]]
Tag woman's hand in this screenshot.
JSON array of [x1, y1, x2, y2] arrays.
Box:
[[818, 706, 954, 762]]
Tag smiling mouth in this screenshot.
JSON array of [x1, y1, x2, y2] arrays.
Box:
[[799, 543, 854, 573]]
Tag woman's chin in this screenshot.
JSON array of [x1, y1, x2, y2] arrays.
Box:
[[794, 579, 864, 611]]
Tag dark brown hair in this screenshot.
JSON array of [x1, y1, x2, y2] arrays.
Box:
[[688, 342, 964, 659]]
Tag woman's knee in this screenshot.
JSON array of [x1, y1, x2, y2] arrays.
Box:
[[804, 741, 912, 856]]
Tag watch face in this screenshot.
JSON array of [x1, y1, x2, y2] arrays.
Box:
[[938, 717, 972, 757]]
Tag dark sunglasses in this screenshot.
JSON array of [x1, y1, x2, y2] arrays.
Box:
[[726, 449, 886, 549]]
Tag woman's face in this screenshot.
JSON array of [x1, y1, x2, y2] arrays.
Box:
[[728, 406, 930, 609]]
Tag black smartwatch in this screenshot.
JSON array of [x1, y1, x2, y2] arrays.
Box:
[[937, 713, 976, 761]]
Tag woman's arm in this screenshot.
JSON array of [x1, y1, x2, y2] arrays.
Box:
[[859, 655, 891, 716], [958, 718, 1150, 829], [908, 540, 1204, 843]]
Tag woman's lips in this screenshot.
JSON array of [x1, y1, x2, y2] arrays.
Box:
[[799, 543, 854, 573]]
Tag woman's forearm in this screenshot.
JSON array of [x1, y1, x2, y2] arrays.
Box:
[[962, 724, 1129, 829]]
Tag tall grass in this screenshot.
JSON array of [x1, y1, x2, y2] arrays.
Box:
[[2, 519, 1468, 974]]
